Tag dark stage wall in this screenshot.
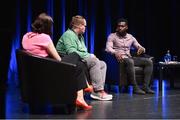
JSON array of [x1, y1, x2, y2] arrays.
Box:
[[0, 1, 16, 118], [7, 0, 179, 61]]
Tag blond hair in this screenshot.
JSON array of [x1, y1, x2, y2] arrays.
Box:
[[70, 15, 85, 28]]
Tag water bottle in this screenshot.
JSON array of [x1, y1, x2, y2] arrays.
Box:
[[164, 50, 171, 63]]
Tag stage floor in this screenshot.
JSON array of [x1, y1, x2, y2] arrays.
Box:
[[5, 79, 180, 119]]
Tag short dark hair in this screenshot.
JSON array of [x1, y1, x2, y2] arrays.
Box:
[[31, 13, 53, 35], [116, 18, 128, 26]]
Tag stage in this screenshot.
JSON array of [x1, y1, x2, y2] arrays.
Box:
[[5, 79, 180, 119]]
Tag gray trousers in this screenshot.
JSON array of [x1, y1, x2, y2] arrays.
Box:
[[84, 57, 107, 91], [123, 57, 153, 87]]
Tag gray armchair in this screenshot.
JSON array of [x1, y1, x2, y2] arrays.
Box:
[[119, 56, 154, 89], [103, 51, 154, 92]]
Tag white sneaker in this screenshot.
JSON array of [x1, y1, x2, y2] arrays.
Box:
[[90, 90, 113, 101]]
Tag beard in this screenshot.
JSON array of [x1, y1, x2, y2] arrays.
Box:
[[117, 31, 127, 37]]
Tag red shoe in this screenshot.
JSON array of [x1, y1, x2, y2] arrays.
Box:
[[76, 100, 92, 110], [84, 86, 93, 93]]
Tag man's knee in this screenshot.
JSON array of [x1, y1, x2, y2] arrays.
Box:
[[145, 58, 153, 66], [100, 60, 107, 68], [86, 58, 99, 67], [125, 58, 134, 66]]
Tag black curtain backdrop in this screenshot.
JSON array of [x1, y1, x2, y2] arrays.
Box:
[[7, 0, 179, 59], [1, 0, 180, 116], [0, 1, 16, 118], [16, 0, 180, 59], [0, 0, 180, 85]]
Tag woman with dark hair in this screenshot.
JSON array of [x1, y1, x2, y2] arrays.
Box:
[[22, 13, 92, 110]]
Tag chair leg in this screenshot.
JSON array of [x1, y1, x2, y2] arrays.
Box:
[[119, 86, 128, 93], [124, 86, 129, 92], [119, 86, 129, 93], [118, 86, 122, 93]]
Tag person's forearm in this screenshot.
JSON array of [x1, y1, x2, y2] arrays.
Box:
[[47, 42, 61, 61], [105, 46, 116, 55], [67, 48, 90, 59]]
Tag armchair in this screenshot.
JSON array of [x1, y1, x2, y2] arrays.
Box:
[[103, 51, 154, 92], [16, 49, 78, 114], [119, 56, 154, 89]]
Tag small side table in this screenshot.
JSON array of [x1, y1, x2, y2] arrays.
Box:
[[159, 61, 180, 91]]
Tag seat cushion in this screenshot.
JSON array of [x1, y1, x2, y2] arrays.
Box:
[[135, 66, 144, 74]]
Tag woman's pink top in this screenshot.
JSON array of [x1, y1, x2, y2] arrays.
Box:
[[22, 32, 53, 57]]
